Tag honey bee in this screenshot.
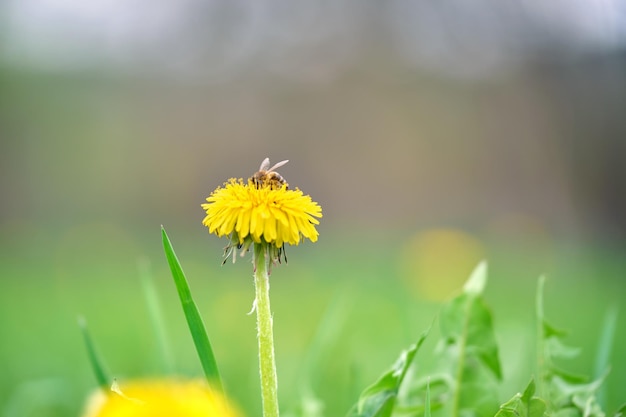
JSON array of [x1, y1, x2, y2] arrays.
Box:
[[250, 157, 289, 189]]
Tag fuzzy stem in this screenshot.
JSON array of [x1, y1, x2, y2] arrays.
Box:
[[254, 244, 280, 417]]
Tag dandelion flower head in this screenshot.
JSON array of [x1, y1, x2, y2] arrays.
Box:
[[201, 158, 322, 261], [82, 379, 242, 417]]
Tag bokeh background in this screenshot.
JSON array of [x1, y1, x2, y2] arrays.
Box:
[[1, 1, 625, 416]]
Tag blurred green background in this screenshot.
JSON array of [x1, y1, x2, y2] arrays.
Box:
[[1, 2, 625, 416]]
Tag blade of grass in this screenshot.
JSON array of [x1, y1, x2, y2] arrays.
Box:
[[594, 304, 618, 408], [161, 226, 222, 391], [78, 316, 110, 390], [424, 378, 431, 417], [138, 258, 175, 374], [535, 275, 546, 398]]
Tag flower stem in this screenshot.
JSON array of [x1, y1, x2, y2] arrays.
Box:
[[254, 244, 280, 417]]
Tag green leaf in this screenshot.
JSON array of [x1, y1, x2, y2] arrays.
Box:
[[549, 366, 588, 384], [440, 295, 502, 380], [543, 320, 569, 339], [78, 317, 110, 390], [545, 337, 581, 360], [440, 262, 501, 380], [463, 260, 487, 296], [535, 277, 609, 417], [550, 371, 608, 410], [346, 331, 429, 417], [439, 262, 502, 417], [161, 226, 222, 391], [495, 379, 547, 417]]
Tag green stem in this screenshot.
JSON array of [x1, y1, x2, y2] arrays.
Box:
[[254, 244, 280, 417]]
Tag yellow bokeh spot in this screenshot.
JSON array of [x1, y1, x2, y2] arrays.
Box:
[[400, 228, 485, 301]]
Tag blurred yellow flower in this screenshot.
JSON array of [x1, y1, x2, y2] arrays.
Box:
[[82, 379, 242, 417], [400, 228, 485, 301], [202, 178, 322, 249]]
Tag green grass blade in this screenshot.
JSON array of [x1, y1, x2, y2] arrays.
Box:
[[78, 316, 110, 390], [424, 378, 431, 417], [161, 226, 222, 391], [138, 258, 175, 374], [594, 304, 618, 408], [535, 275, 546, 398]]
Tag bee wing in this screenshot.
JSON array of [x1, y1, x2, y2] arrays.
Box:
[[268, 159, 289, 172], [259, 157, 271, 171]]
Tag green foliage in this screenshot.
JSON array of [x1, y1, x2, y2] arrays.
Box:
[[535, 276, 608, 417], [3, 229, 623, 417], [341, 264, 622, 417], [425, 380, 432, 417], [438, 261, 502, 417], [346, 332, 428, 417], [345, 262, 502, 417], [495, 379, 546, 417], [593, 305, 618, 407], [161, 226, 223, 391]]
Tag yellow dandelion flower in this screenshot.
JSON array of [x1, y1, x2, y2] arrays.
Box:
[[201, 158, 322, 264], [201, 158, 322, 417], [82, 379, 242, 417]]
